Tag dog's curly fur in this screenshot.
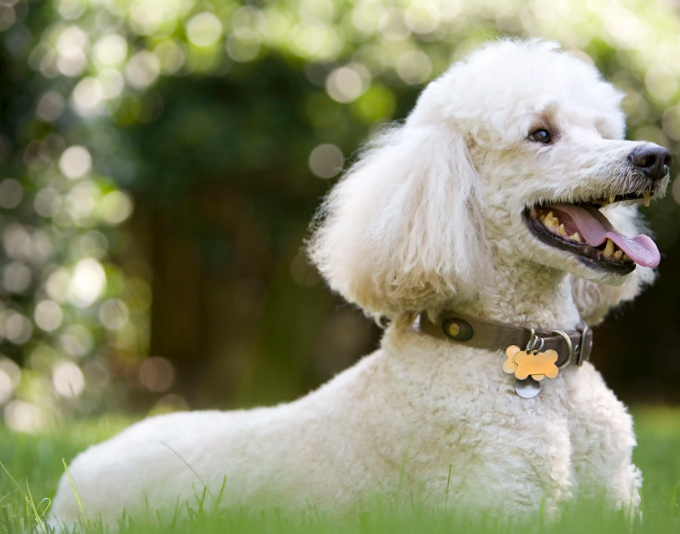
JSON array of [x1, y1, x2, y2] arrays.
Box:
[[50, 39, 666, 527]]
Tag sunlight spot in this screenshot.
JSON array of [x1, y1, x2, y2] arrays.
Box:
[[397, 50, 432, 85], [53, 361, 85, 397], [34, 300, 63, 332], [99, 191, 133, 225], [37, 91, 66, 122], [3, 224, 31, 259], [125, 51, 160, 90], [72, 77, 104, 117], [45, 268, 71, 303], [0, 369, 13, 405], [99, 299, 129, 330], [3, 262, 31, 293], [92, 34, 127, 66], [0, 178, 22, 209], [309, 144, 343, 179], [5, 401, 44, 432], [325, 64, 371, 103], [58, 0, 86, 20], [68, 258, 106, 307], [139, 357, 175, 392], [60, 325, 94, 358], [59, 146, 92, 179], [187, 13, 222, 47], [2, 311, 33, 345]]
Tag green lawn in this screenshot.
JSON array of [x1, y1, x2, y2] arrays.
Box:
[[0, 408, 678, 533]]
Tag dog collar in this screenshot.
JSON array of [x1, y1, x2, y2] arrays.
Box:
[[418, 311, 593, 398]]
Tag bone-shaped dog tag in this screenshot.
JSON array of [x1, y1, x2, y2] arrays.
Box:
[[503, 345, 559, 380], [503, 345, 559, 398]]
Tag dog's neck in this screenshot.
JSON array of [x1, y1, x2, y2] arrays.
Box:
[[448, 256, 581, 331]]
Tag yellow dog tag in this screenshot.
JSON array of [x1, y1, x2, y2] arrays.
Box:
[[502, 345, 559, 381]]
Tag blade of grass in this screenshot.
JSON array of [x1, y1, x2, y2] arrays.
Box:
[[0, 459, 48, 534], [160, 441, 216, 504], [445, 463, 452, 511], [62, 459, 89, 522]]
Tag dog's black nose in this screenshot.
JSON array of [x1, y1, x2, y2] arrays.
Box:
[[628, 144, 672, 180]]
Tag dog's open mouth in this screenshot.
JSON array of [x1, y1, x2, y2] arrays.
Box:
[[524, 193, 661, 274]]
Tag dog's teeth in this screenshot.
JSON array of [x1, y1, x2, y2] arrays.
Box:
[[643, 192, 650, 207], [609, 196, 615, 204], [546, 211, 553, 221], [557, 224, 566, 236], [603, 238, 615, 258], [623, 253, 631, 261], [569, 232, 581, 243], [613, 250, 623, 260]]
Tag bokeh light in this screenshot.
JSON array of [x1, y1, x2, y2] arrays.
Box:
[[309, 144, 344, 178], [139, 357, 174, 392], [125, 51, 160, 89], [325, 64, 371, 103], [2, 311, 33, 345], [68, 258, 106, 307], [4, 401, 44, 433], [92, 34, 128, 66], [3, 262, 31, 293], [36, 91, 66, 122], [34, 300, 64, 332], [0, 369, 13, 405], [187, 13, 223, 47], [0, 179, 23, 209], [52, 360, 85, 397], [99, 191, 133, 225], [99, 299, 129, 330], [60, 325, 94, 358], [59, 146, 92, 179], [397, 50, 432, 85]]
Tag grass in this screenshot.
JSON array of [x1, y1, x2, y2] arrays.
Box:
[[0, 408, 677, 533]]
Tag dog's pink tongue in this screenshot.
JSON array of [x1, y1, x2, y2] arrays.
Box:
[[549, 204, 660, 268]]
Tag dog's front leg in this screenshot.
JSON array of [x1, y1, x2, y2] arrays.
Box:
[[409, 394, 575, 520], [563, 364, 642, 512]]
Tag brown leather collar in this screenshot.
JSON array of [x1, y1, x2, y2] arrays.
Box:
[[418, 311, 593, 368]]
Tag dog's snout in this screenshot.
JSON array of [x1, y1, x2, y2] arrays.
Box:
[[628, 144, 672, 181]]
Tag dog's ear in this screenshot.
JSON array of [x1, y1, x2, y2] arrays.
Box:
[[569, 205, 656, 325], [308, 121, 488, 322]]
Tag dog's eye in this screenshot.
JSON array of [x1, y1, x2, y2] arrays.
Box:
[[529, 129, 551, 144]]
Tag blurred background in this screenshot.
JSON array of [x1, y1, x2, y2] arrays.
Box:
[[0, 0, 679, 431]]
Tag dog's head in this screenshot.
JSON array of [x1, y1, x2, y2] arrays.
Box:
[[309, 39, 670, 322]]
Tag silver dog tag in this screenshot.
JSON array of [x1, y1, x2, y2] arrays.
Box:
[[515, 376, 541, 398]]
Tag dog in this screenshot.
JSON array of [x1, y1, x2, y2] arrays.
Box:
[[50, 39, 671, 527]]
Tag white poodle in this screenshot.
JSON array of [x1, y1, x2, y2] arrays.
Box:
[[50, 39, 671, 527]]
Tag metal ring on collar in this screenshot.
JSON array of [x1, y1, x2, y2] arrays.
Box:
[[552, 329, 573, 368], [525, 328, 544, 353], [375, 315, 391, 330], [525, 328, 536, 352], [576, 321, 590, 366]]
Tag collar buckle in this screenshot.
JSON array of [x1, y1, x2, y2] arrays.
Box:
[[575, 321, 591, 366], [551, 329, 574, 368]]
